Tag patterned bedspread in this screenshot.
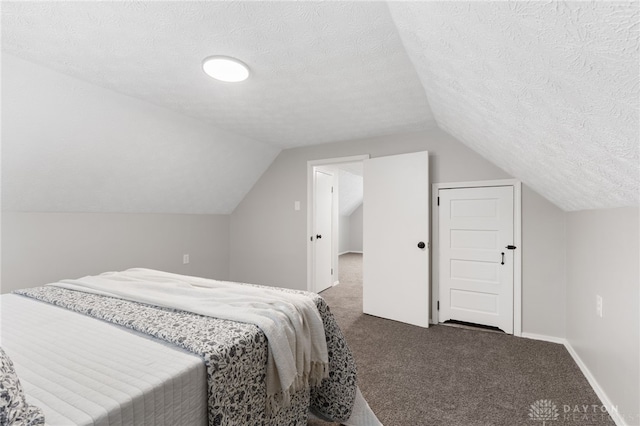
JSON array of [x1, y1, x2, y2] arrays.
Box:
[[15, 286, 357, 426]]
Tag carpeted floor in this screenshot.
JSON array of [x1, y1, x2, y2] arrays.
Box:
[[309, 253, 614, 426]]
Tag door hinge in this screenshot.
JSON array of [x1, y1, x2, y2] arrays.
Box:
[[331, 186, 334, 193], [437, 301, 440, 311], [331, 268, 333, 275], [437, 196, 440, 206], [310, 236, 313, 242]]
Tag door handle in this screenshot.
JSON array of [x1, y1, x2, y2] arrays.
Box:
[[501, 252, 505, 265], [417, 241, 426, 249], [316, 234, 322, 239]]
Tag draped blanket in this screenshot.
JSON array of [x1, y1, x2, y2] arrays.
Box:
[[46, 268, 328, 408], [16, 274, 358, 425]]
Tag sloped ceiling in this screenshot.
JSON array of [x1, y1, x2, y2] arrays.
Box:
[[316, 164, 363, 216], [389, 1, 639, 211], [2, 54, 279, 214], [2, 1, 638, 213], [1, 1, 435, 148], [338, 167, 364, 216]]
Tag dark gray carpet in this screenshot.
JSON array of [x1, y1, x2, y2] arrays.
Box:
[[309, 253, 614, 426]]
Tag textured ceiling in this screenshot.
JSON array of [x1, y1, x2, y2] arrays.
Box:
[[1, 1, 435, 149], [389, 1, 639, 211], [338, 168, 364, 217], [339, 170, 364, 216], [316, 163, 363, 216], [2, 1, 638, 213]]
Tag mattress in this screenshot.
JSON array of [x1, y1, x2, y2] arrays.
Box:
[[0, 294, 208, 426]]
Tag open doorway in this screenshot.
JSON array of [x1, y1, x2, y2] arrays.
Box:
[[335, 162, 364, 294], [307, 155, 368, 297], [308, 151, 430, 327]]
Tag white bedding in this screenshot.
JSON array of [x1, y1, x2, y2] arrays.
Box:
[[0, 294, 208, 426], [51, 267, 330, 406]]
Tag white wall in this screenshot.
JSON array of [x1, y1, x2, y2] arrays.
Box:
[[566, 207, 639, 423], [1, 212, 230, 293], [348, 204, 363, 252], [229, 128, 567, 338]]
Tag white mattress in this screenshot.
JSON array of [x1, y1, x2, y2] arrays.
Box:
[[0, 294, 208, 426]]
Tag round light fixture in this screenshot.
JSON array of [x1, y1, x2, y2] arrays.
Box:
[[202, 56, 250, 82]]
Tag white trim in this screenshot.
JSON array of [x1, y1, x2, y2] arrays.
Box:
[[520, 332, 565, 345], [339, 250, 363, 255], [432, 179, 522, 337], [563, 342, 627, 426], [307, 155, 370, 292], [513, 181, 522, 336], [519, 333, 627, 426], [433, 179, 519, 189]]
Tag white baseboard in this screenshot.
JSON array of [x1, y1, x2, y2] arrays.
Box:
[[521, 333, 627, 426], [338, 251, 363, 255], [333, 280, 339, 286], [563, 341, 627, 426], [521, 332, 566, 345]]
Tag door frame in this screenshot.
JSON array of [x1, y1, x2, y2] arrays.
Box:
[[307, 154, 370, 292], [432, 179, 522, 336]]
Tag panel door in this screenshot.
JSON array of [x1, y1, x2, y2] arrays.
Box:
[[439, 186, 514, 333]]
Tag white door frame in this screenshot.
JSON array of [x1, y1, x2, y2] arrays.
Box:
[[431, 179, 522, 336], [307, 154, 370, 292]]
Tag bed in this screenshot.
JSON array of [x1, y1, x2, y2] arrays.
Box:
[[1, 269, 380, 426]]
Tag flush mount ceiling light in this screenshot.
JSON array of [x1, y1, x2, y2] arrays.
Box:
[[202, 56, 250, 82]]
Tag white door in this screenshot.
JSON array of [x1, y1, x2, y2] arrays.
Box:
[[363, 151, 429, 327], [438, 186, 514, 333], [313, 170, 333, 293]]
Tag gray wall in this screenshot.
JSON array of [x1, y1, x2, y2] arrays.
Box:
[[339, 204, 363, 254], [2, 54, 278, 215], [1, 55, 250, 293], [1, 212, 230, 293], [338, 215, 351, 254], [229, 128, 567, 338], [566, 207, 639, 422], [349, 204, 364, 252], [521, 187, 567, 337]]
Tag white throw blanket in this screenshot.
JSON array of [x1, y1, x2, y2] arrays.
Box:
[[48, 268, 329, 408]]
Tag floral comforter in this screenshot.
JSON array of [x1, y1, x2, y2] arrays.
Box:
[[16, 285, 357, 426]]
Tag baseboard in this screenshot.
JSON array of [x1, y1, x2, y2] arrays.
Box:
[[521, 333, 627, 426], [563, 341, 627, 426], [521, 332, 566, 345], [338, 251, 363, 255], [333, 280, 339, 287]]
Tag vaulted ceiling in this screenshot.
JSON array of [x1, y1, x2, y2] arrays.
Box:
[[2, 1, 638, 212], [389, 1, 639, 211], [1, 1, 435, 148]]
